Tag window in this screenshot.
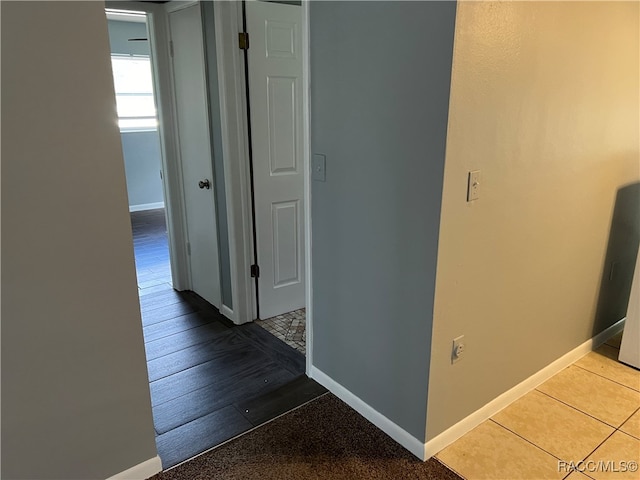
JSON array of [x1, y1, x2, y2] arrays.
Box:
[[111, 55, 157, 130]]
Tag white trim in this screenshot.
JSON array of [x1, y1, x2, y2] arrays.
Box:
[[423, 318, 627, 459], [106, 9, 147, 23], [302, 0, 313, 374], [309, 366, 426, 460], [160, 3, 198, 293], [213, 0, 255, 324], [310, 320, 625, 462], [129, 202, 165, 212], [165, 0, 200, 15], [221, 304, 235, 322], [120, 127, 159, 135], [106, 455, 162, 480]]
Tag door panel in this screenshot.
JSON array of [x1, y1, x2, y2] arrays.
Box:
[[272, 200, 299, 286], [267, 76, 298, 174], [247, 1, 304, 319], [168, 4, 221, 308]]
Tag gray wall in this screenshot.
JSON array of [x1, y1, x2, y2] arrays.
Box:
[[108, 19, 165, 210], [1, 2, 158, 478], [108, 19, 149, 56], [121, 131, 165, 208], [310, 1, 457, 442]]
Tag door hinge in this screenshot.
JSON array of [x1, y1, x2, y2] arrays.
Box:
[[186, 242, 191, 256], [238, 32, 249, 50], [250, 264, 260, 278], [169, 40, 174, 58]]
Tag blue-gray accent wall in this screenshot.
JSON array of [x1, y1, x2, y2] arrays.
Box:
[[120, 131, 164, 207], [310, 1, 457, 441], [107, 19, 164, 211]]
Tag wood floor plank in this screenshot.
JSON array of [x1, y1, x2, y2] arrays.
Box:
[[155, 405, 252, 469], [149, 332, 275, 406], [235, 322, 306, 375], [141, 302, 198, 326], [138, 277, 171, 290], [132, 209, 317, 468], [137, 269, 173, 284], [152, 361, 296, 434], [235, 375, 328, 427], [143, 311, 221, 343], [140, 290, 193, 314], [145, 321, 231, 365], [138, 283, 174, 297]]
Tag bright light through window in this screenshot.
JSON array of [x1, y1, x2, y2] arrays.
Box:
[[111, 55, 157, 130]]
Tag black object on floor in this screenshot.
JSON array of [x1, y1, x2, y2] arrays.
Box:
[[131, 209, 323, 468]]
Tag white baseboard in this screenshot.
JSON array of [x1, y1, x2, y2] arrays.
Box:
[[221, 304, 237, 324], [308, 366, 426, 460], [310, 319, 625, 463], [423, 318, 626, 459], [106, 455, 162, 480], [129, 202, 165, 212]]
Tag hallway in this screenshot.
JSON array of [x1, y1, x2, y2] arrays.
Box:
[[131, 210, 325, 469]]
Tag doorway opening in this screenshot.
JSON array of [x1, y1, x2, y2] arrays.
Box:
[[105, 2, 320, 471], [242, 0, 307, 356], [106, 8, 172, 292]]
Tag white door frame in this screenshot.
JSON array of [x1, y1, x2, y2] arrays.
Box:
[[210, 1, 255, 325], [212, 0, 312, 369], [301, 0, 312, 374]]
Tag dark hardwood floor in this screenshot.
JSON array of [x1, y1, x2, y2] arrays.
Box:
[[131, 209, 326, 469]]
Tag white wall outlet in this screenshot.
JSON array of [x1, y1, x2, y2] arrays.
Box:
[[467, 170, 480, 201], [452, 335, 465, 364]]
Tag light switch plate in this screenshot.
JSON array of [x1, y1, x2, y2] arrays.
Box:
[[312, 154, 326, 182], [467, 170, 480, 201]]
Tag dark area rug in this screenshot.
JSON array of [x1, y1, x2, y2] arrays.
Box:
[[150, 393, 463, 480]]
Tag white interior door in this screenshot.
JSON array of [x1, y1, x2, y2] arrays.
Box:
[[167, 3, 221, 307], [246, 1, 304, 320]]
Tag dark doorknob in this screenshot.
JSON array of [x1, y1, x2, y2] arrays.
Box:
[[198, 179, 211, 190]]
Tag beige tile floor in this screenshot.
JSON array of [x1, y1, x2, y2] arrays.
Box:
[[437, 331, 640, 480]]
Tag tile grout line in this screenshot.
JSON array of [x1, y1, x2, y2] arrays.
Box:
[[534, 388, 624, 430], [571, 363, 640, 394], [487, 418, 570, 464], [487, 417, 607, 480], [575, 429, 618, 472], [615, 406, 640, 440]]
